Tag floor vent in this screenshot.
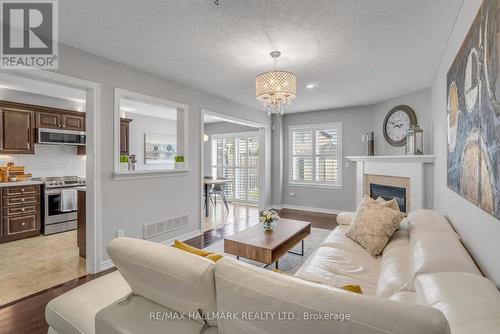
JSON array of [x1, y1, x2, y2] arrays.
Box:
[[143, 214, 189, 240]]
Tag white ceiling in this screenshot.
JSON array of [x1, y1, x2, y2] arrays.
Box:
[[121, 98, 177, 120], [59, 0, 463, 112]]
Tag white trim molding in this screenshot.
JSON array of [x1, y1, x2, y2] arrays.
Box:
[[346, 155, 435, 211], [113, 88, 190, 179], [113, 168, 191, 180], [0, 70, 103, 275]]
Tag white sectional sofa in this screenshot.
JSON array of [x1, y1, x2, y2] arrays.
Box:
[[45, 210, 500, 334]]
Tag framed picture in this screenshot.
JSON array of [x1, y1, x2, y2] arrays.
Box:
[[144, 133, 176, 165]]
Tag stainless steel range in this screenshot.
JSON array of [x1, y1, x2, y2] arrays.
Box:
[[33, 176, 86, 235]]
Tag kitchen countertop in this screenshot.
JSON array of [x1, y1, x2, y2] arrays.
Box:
[[0, 180, 43, 188]]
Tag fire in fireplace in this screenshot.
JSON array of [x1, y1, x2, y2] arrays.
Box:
[[370, 183, 407, 212]]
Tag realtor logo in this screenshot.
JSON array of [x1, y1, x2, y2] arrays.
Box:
[[1, 0, 58, 69]]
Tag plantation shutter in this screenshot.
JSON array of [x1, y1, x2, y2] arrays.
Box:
[[290, 123, 342, 187]]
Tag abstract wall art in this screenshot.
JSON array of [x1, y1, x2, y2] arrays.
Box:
[[447, 0, 500, 220]]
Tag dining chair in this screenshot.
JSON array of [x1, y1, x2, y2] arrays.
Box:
[[210, 178, 229, 211]]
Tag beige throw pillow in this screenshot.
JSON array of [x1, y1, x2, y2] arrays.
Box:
[[346, 196, 406, 256], [375, 196, 401, 212]]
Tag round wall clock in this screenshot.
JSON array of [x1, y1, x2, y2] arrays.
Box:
[[383, 105, 417, 147]]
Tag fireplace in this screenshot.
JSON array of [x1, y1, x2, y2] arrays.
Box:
[[370, 183, 407, 212]]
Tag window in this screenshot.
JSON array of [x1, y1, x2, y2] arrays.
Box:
[[289, 123, 342, 188], [211, 132, 260, 203]]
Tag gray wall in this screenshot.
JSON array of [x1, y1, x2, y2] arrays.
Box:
[[373, 88, 432, 155], [280, 106, 375, 212], [203, 121, 257, 174], [54, 44, 271, 266], [125, 112, 177, 171], [431, 0, 500, 287]]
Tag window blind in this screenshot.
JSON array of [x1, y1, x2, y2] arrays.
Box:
[[289, 123, 342, 187], [211, 132, 260, 203]]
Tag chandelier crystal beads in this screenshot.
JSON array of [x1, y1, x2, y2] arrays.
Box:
[[255, 51, 296, 115]]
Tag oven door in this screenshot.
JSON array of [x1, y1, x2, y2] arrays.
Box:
[[38, 128, 86, 146], [44, 188, 78, 225]]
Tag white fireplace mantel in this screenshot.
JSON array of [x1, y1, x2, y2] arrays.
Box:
[[345, 155, 435, 211], [345, 155, 436, 163]]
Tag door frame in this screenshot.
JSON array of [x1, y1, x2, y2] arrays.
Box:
[[0, 69, 102, 274], [200, 109, 268, 224]]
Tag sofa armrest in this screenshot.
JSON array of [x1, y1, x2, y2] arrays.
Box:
[[337, 212, 355, 225]]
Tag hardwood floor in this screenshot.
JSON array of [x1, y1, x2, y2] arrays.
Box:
[[0, 209, 337, 334]]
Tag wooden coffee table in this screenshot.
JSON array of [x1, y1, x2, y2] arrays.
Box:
[[224, 219, 311, 269]]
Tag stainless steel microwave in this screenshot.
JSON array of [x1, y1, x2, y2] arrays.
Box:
[[37, 128, 86, 146]]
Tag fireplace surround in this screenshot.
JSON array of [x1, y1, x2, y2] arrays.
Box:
[[346, 155, 435, 211]]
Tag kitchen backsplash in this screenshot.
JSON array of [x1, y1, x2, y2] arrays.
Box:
[[0, 145, 86, 178]]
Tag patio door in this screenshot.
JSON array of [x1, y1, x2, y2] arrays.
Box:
[[211, 132, 259, 204]]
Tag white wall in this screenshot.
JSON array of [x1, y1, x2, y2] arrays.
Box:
[[373, 88, 432, 155], [0, 145, 86, 178], [125, 112, 177, 171], [54, 44, 270, 266], [431, 0, 500, 287]]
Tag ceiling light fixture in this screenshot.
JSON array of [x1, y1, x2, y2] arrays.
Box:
[[306, 83, 316, 89], [256, 51, 296, 116]]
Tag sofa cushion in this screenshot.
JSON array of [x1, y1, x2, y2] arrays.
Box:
[[215, 257, 450, 334], [376, 230, 413, 297], [320, 225, 369, 255], [107, 237, 217, 325], [407, 209, 459, 238], [410, 232, 481, 279], [336, 211, 355, 225], [346, 196, 406, 256], [96, 294, 218, 334], [45, 271, 131, 334], [294, 246, 381, 295], [415, 272, 500, 334], [388, 291, 417, 303]]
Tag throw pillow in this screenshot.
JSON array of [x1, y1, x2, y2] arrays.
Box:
[[341, 285, 363, 294], [346, 196, 406, 256], [173, 240, 223, 262], [376, 196, 400, 212]]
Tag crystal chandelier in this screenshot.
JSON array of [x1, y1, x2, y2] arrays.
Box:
[[256, 51, 296, 115]]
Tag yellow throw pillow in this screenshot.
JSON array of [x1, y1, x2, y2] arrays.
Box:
[[341, 285, 363, 294], [376, 196, 400, 212], [173, 240, 223, 262]]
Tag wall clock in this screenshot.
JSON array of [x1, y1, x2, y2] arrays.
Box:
[[383, 105, 417, 146]]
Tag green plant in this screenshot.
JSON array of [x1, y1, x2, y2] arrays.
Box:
[[120, 155, 129, 163], [175, 156, 184, 163]]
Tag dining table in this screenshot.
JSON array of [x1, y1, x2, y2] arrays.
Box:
[[203, 178, 230, 217]]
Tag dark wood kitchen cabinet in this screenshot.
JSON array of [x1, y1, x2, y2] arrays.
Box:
[[120, 118, 133, 155], [36, 108, 85, 131], [36, 111, 62, 129], [0, 184, 41, 243], [0, 106, 35, 154]]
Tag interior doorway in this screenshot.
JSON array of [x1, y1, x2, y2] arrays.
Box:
[[201, 110, 266, 232]]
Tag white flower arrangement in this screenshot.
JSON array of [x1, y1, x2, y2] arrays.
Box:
[[259, 210, 280, 223]]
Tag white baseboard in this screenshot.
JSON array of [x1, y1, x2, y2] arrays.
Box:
[[268, 204, 346, 215], [100, 259, 114, 271], [98, 229, 202, 272], [160, 229, 202, 246]]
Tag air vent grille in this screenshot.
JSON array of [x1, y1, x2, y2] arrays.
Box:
[[143, 214, 189, 240]]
